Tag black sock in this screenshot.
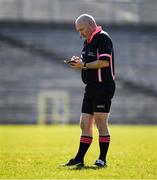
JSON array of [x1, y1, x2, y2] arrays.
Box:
[[99, 135, 110, 162], [74, 136, 93, 162]]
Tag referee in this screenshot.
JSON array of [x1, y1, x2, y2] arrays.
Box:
[[65, 14, 116, 167]]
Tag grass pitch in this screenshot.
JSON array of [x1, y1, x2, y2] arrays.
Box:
[[0, 125, 157, 179]]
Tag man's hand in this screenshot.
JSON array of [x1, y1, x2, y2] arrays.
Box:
[[70, 56, 84, 70]]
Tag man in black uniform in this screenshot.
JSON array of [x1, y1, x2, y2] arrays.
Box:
[[65, 14, 115, 167]]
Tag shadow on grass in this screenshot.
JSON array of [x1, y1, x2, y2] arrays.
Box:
[[59, 164, 107, 171], [73, 165, 107, 170]]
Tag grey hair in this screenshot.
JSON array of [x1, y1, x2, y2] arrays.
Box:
[[75, 14, 97, 27]]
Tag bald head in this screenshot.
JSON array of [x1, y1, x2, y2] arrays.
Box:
[[75, 14, 97, 28], [75, 14, 97, 40]]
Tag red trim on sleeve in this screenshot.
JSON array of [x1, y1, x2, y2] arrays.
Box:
[[99, 53, 112, 59]]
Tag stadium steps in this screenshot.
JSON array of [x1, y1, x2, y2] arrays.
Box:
[[0, 25, 157, 124]]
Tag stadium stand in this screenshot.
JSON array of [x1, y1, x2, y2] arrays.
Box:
[[0, 0, 157, 124], [0, 24, 157, 124], [0, 0, 157, 25]]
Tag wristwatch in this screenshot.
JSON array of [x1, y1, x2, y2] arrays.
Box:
[[82, 62, 88, 70]]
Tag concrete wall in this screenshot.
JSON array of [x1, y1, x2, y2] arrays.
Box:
[[0, 0, 157, 24]]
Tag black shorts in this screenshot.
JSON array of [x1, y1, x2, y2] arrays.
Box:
[[81, 82, 115, 114]]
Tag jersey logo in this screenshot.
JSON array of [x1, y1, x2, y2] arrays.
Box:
[[88, 51, 95, 57], [96, 104, 105, 109]]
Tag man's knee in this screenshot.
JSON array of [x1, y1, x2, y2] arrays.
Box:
[[94, 112, 109, 134], [80, 113, 93, 131]]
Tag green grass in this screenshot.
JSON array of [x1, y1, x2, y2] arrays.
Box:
[[0, 125, 157, 179]]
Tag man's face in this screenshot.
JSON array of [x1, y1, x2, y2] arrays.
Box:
[[75, 22, 92, 40]]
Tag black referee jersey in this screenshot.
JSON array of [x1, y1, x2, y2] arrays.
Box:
[[81, 26, 115, 85]]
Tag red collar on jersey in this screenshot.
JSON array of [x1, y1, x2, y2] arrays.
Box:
[[88, 26, 102, 43]]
